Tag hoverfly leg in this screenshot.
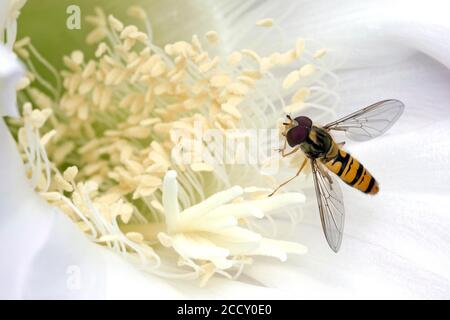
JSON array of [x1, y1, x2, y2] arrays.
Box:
[[281, 146, 300, 157], [275, 140, 298, 157], [276, 138, 300, 157], [275, 139, 287, 153], [337, 141, 346, 148], [268, 158, 308, 197]]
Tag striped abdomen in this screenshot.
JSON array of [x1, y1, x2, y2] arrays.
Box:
[[322, 146, 379, 195]]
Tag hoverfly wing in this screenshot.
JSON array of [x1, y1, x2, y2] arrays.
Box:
[[311, 159, 345, 252], [324, 99, 405, 141]]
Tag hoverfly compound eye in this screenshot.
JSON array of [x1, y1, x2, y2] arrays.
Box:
[[294, 116, 312, 129], [286, 126, 308, 147], [286, 116, 312, 147]]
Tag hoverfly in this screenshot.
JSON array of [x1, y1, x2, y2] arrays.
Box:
[[270, 99, 405, 252]]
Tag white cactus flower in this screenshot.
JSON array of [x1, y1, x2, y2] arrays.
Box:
[[0, 44, 23, 117], [1, 0, 450, 299]]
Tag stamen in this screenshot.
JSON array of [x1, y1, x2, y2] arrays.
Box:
[[26, 43, 62, 96]]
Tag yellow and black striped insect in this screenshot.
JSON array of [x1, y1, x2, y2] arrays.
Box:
[[270, 99, 405, 252]]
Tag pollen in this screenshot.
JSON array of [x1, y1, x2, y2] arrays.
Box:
[[127, 6, 147, 20], [205, 30, 219, 43], [284, 102, 305, 114], [313, 48, 327, 59], [63, 166, 78, 181], [126, 232, 144, 243], [295, 38, 305, 58], [16, 77, 30, 90], [256, 18, 274, 27], [227, 51, 242, 65], [299, 63, 316, 77], [241, 49, 261, 64], [191, 162, 214, 172], [283, 70, 300, 90], [292, 87, 311, 103], [108, 14, 124, 32], [210, 74, 232, 87]]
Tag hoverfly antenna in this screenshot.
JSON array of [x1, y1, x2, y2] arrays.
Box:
[[286, 114, 292, 120], [282, 122, 289, 126]]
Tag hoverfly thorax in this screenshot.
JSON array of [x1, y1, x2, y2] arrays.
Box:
[[285, 116, 313, 147]]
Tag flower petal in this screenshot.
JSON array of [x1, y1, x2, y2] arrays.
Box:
[[0, 44, 24, 117], [217, 0, 450, 69], [0, 121, 104, 298]]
